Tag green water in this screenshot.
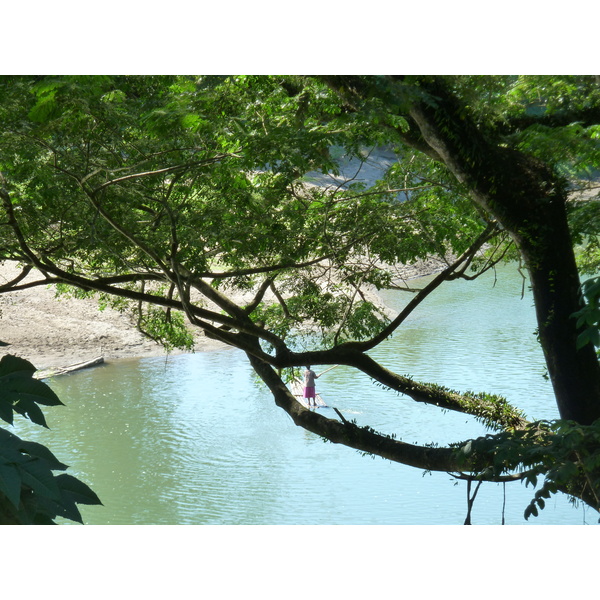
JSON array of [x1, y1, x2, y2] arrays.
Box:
[[11, 264, 594, 524]]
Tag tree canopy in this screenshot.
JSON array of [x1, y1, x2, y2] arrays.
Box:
[[1, 75, 600, 521]]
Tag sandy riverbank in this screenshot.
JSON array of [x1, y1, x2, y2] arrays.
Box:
[[0, 255, 445, 372], [0, 262, 231, 370]]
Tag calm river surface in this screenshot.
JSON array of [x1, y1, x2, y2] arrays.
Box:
[[13, 264, 596, 524]]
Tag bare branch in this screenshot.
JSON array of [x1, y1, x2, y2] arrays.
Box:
[[346, 222, 500, 352], [0, 263, 32, 291], [90, 155, 234, 194]]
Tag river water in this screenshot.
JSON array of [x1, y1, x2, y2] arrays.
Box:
[[12, 264, 596, 525]]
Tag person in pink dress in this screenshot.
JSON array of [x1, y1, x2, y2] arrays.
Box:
[[303, 366, 319, 407]]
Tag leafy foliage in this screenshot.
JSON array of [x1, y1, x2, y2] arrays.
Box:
[[2, 75, 600, 522], [573, 276, 600, 350], [137, 306, 195, 352], [0, 354, 63, 427], [0, 75, 489, 313], [0, 355, 101, 524], [570, 195, 600, 275], [456, 418, 600, 520]]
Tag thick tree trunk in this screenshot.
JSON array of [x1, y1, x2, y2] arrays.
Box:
[[408, 80, 600, 424], [513, 196, 600, 423], [320, 75, 600, 422]]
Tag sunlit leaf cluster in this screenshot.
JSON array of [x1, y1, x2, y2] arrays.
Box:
[[457, 418, 600, 520]]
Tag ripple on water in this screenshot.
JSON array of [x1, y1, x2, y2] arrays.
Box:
[[13, 265, 585, 524]]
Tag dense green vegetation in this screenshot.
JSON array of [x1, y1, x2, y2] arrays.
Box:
[[1, 75, 600, 522], [0, 355, 101, 523]]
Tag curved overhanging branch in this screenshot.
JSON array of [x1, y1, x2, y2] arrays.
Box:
[[246, 351, 568, 501], [3, 168, 526, 429], [249, 348, 600, 511], [247, 352, 462, 472], [277, 347, 528, 431]]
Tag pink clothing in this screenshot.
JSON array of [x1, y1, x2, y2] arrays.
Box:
[[303, 368, 318, 400]]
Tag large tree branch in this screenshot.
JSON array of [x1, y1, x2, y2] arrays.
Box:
[[281, 346, 527, 431], [492, 105, 600, 137], [250, 353, 600, 511], [248, 352, 547, 492], [247, 352, 464, 471], [343, 222, 500, 352]]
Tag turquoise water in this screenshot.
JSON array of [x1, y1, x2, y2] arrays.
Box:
[[11, 264, 594, 524]]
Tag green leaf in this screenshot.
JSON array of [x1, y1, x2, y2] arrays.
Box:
[[524, 503, 539, 520], [0, 354, 62, 426], [19, 459, 61, 500], [576, 328, 596, 350], [0, 463, 22, 508], [0, 427, 29, 462], [18, 440, 68, 471], [554, 461, 578, 482], [31, 494, 83, 524], [0, 356, 100, 523], [13, 397, 49, 427], [1, 376, 63, 407], [28, 91, 59, 123], [525, 472, 538, 488], [0, 354, 36, 377], [56, 473, 103, 506]]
